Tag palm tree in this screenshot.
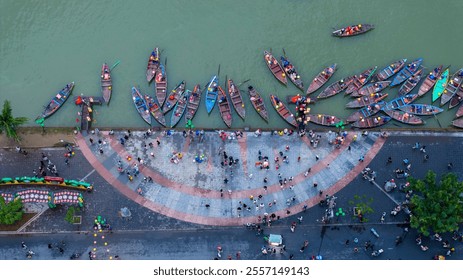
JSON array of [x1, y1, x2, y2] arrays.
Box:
[[0, 100, 28, 142]]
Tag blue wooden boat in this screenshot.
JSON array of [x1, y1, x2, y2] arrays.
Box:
[[205, 75, 219, 114], [372, 59, 407, 82], [36, 82, 75, 121], [381, 94, 418, 111], [162, 80, 186, 114], [398, 104, 443, 116], [346, 101, 385, 123], [131, 87, 151, 125], [390, 58, 423, 87]]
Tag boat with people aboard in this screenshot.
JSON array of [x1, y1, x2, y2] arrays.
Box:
[[100, 63, 112, 104], [383, 109, 424, 125], [217, 86, 232, 128], [264, 50, 287, 85], [307, 113, 341, 127], [417, 65, 443, 97], [155, 62, 167, 107], [163, 80, 186, 114], [382, 94, 418, 111], [317, 76, 354, 99], [351, 115, 391, 128], [432, 68, 449, 102], [280, 54, 304, 91], [306, 63, 337, 95], [350, 81, 391, 97], [146, 47, 160, 83], [440, 68, 463, 106], [131, 87, 151, 125], [144, 94, 166, 127], [398, 104, 443, 116], [227, 79, 246, 119], [345, 66, 377, 95], [345, 92, 388, 109], [247, 85, 269, 122], [398, 68, 423, 96], [205, 75, 219, 114], [346, 102, 385, 123], [372, 58, 407, 82], [332, 24, 374, 37], [170, 89, 190, 128], [390, 58, 423, 87], [185, 84, 201, 121], [270, 94, 297, 127], [36, 82, 75, 121]]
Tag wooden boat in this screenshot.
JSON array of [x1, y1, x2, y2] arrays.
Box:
[[270, 94, 297, 127], [317, 76, 354, 99], [146, 47, 160, 83], [345, 66, 377, 95], [144, 94, 166, 127], [227, 79, 246, 119], [247, 85, 269, 122], [452, 118, 463, 129], [155, 63, 167, 107], [185, 84, 201, 121], [399, 104, 443, 116], [36, 82, 75, 121], [390, 58, 423, 87], [440, 68, 463, 106], [432, 68, 449, 102], [383, 110, 424, 125], [100, 63, 112, 104], [332, 24, 374, 37], [131, 87, 151, 125], [217, 86, 232, 128], [346, 101, 385, 123], [372, 59, 407, 82], [306, 63, 337, 95], [205, 75, 219, 114], [351, 115, 391, 129], [382, 94, 418, 111], [398, 68, 423, 96], [351, 81, 390, 97], [456, 103, 463, 118], [163, 80, 186, 114], [346, 92, 388, 109], [448, 82, 463, 109], [170, 89, 190, 128], [307, 113, 341, 127], [417, 65, 443, 96], [280, 55, 304, 90], [264, 50, 287, 85]]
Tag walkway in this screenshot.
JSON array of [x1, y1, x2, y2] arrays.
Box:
[[75, 130, 386, 225]]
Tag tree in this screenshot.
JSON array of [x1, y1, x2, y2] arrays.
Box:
[[0, 100, 28, 142], [408, 171, 463, 236], [0, 196, 24, 225], [348, 194, 374, 222], [64, 206, 76, 224]]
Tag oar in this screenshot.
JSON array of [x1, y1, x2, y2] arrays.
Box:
[[164, 57, 167, 67], [433, 112, 442, 128], [237, 79, 251, 88], [110, 60, 121, 71], [225, 75, 228, 89], [217, 64, 221, 77], [282, 48, 287, 58]]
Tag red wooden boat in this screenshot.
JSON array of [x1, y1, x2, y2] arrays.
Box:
[[306, 63, 337, 95], [270, 94, 297, 127], [264, 50, 287, 85]]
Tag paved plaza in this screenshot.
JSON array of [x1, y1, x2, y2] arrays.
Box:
[[0, 129, 462, 260]]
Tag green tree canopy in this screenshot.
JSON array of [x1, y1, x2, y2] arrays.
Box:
[[0, 100, 28, 142], [409, 171, 463, 236], [0, 196, 24, 225]]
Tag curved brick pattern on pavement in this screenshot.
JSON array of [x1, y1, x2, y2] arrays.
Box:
[[76, 131, 385, 226]]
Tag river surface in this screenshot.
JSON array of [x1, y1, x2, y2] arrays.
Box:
[[1, 0, 462, 130]]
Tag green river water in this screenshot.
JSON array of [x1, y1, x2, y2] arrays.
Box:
[[1, 0, 462, 130]]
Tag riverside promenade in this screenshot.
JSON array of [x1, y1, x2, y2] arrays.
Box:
[[74, 129, 385, 226], [1, 129, 463, 260]]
